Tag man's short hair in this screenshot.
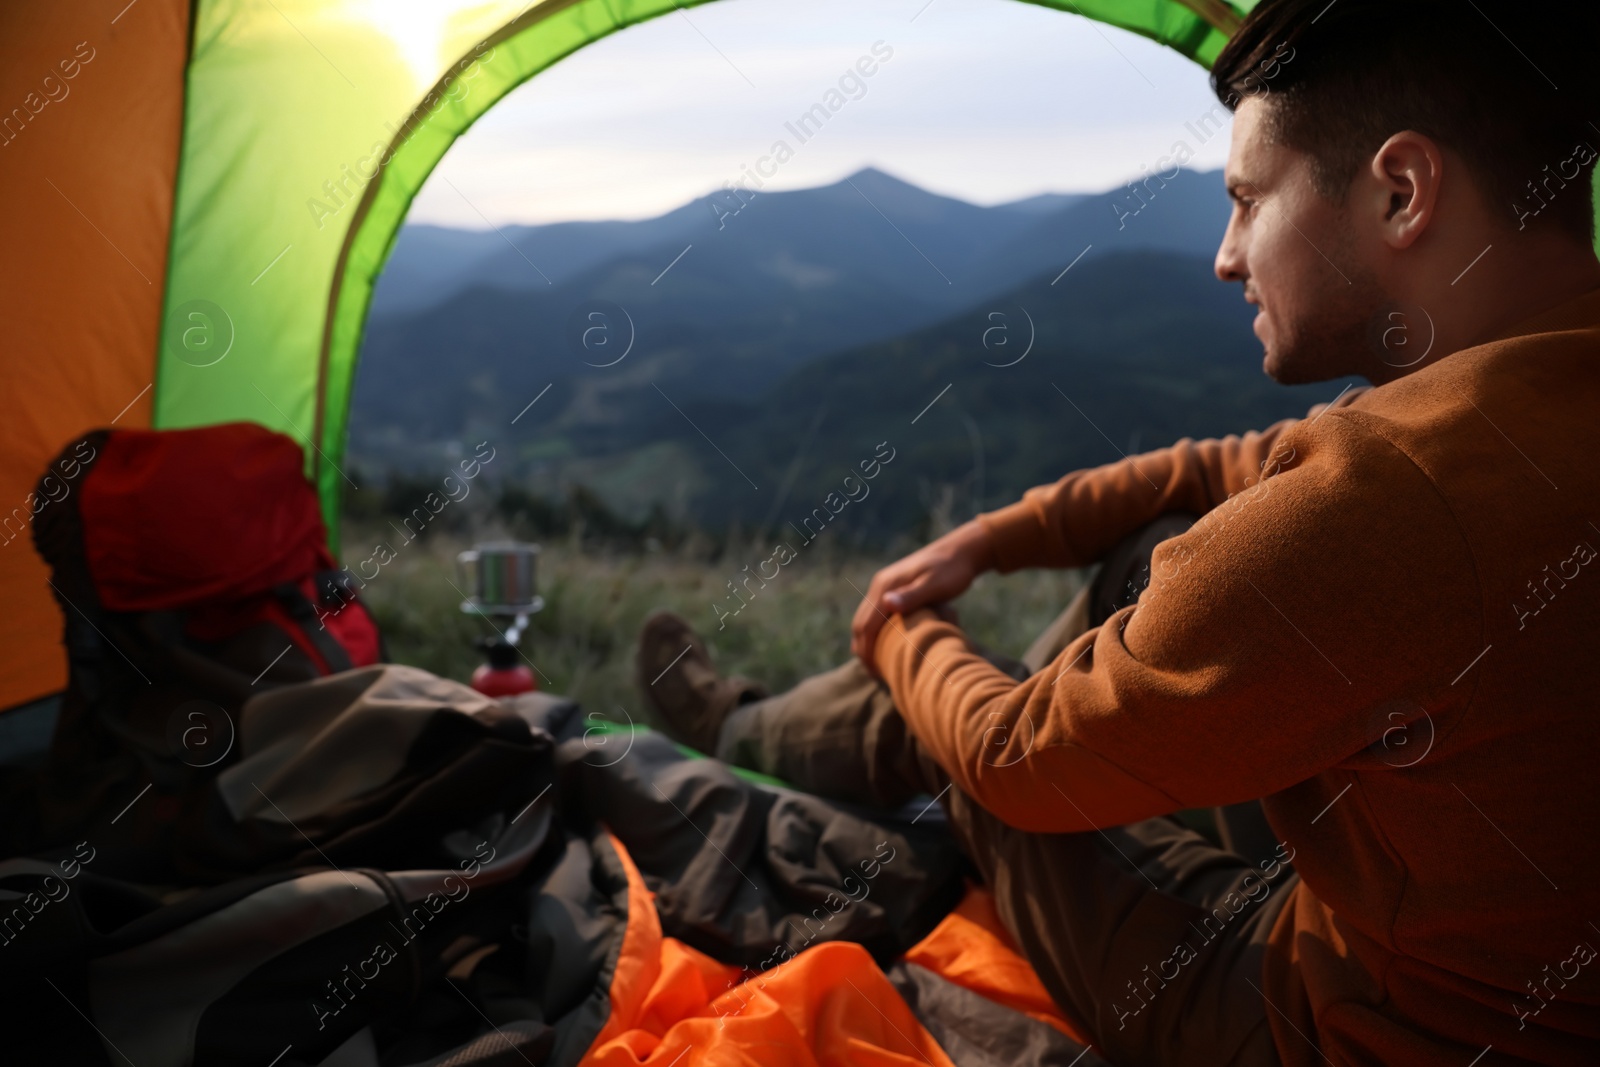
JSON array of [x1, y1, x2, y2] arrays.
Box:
[[1212, 0, 1600, 244]]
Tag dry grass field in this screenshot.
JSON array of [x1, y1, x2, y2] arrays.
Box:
[[344, 523, 1088, 726]]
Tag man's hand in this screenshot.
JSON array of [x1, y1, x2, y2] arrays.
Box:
[[852, 519, 998, 669]]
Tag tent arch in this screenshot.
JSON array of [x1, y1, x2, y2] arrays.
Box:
[[150, 0, 1253, 537]]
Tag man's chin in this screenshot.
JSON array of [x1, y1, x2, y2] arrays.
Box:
[[1262, 346, 1336, 386], [1262, 346, 1295, 384]]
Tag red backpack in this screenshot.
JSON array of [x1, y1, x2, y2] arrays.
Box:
[[27, 423, 382, 843]]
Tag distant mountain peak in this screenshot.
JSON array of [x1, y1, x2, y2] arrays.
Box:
[[838, 164, 917, 188], [791, 164, 981, 223]]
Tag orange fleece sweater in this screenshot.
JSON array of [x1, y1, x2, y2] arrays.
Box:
[[875, 288, 1600, 1065]]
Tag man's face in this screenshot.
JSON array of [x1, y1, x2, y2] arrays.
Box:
[[1215, 98, 1386, 384]]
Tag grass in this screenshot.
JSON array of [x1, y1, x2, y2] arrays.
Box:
[[343, 523, 1088, 727]]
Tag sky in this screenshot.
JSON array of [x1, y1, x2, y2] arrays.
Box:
[[406, 0, 1234, 226]]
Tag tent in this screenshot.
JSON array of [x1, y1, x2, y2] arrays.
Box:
[[0, 0, 1253, 711]]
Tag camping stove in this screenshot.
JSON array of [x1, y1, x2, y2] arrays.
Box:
[[457, 541, 544, 696]]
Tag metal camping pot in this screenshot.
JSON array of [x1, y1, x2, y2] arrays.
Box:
[[457, 541, 544, 615]]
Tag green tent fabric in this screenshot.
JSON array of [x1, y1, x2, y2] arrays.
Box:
[[152, 0, 1258, 546]]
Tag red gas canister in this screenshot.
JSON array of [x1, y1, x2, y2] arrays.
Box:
[[469, 639, 536, 697]]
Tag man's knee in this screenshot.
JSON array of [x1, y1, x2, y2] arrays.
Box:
[[1089, 512, 1200, 626]]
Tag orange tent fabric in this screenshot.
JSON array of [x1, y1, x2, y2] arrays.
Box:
[[0, 1, 190, 709]]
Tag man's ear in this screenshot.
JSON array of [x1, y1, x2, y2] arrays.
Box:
[[1368, 131, 1445, 250]]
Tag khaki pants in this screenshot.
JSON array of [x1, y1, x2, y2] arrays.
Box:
[[716, 516, 1291, 1067]]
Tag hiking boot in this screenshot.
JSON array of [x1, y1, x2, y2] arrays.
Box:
[[635, 610, 767, 754]]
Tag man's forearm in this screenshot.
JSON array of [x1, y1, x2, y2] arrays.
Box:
[[875, 393, 1472, 834]]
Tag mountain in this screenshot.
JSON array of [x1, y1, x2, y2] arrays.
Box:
[[352, 168, 1232, 447], [653, 249, 1356, 539], [991, 192, 1088, 215], [369, 211, 705, 317], [351, 247, 1356, 541], [365, 168, 1215, 319], [968, 169, 1230, 293], [348, 168, 1333, 539]]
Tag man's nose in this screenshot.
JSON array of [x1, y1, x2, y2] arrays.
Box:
[[1215, 221, 1246, 284]]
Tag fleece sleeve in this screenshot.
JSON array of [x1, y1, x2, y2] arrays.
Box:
[[873, 409, 1480, 833], [975, 390, 1367, 573]]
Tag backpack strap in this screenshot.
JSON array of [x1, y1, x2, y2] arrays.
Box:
[[271, 580, 354, 675]]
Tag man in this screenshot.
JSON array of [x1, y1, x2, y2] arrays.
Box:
[[638, 2, 1600, 1063]]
